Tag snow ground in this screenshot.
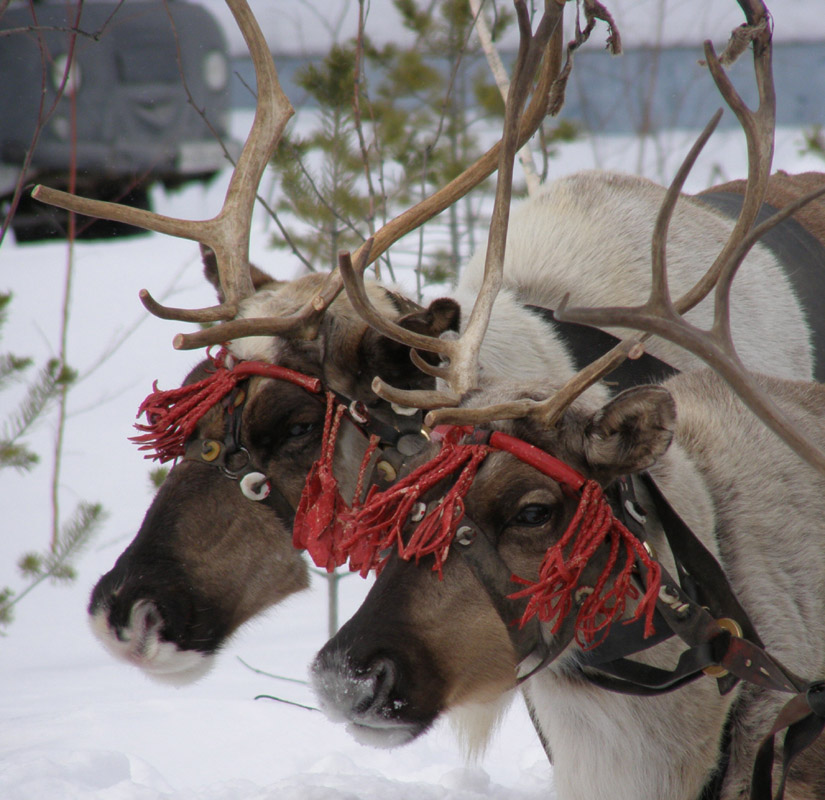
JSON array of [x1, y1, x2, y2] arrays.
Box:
[[1, 102, 823, 800]]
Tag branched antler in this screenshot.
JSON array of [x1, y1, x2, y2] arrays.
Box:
[[33, 0, 290, 324], [339, 0, 596, 408], [32, 0, 571, 353], [549, 1, 825, 475], [358, 0, 825, 479]]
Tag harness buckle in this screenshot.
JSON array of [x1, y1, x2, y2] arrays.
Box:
[[702, 617, 744, 678]]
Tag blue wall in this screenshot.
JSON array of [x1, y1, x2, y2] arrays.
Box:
[[229, 42, 825, 133]]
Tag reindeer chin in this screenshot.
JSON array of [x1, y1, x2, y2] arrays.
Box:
[[88, 599, 215, 686], [345, 719, 424, 749]]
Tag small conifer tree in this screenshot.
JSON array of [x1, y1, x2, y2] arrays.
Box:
[[267, 0, 573, 296], [0, 292, 106, 631]]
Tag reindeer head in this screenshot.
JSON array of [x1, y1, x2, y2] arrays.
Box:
[[309, 378, 677, 745], [86, 262, 464, 681]]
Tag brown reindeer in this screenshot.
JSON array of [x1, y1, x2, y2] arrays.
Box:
[[308, 8, 825, 798], [33, 0, 825, 686]]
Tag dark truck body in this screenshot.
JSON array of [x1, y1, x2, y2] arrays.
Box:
[[0, 1, 235, 240]]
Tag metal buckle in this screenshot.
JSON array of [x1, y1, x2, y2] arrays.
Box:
[[703, 617, 744, 678]]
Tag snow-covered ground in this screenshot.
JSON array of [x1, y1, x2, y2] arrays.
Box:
[[1, 101, 823, 800]]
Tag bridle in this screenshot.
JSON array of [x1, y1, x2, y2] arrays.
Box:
[[130, 347, 430, 526]]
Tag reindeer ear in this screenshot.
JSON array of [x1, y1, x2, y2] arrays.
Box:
[[399, 297, 461, 336], [582, 386, 676, 477], [356, 298, 462, 390], [200, 244, 278, 301], [397, 298, 461, 366]]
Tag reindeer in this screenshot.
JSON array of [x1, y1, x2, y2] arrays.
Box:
[[307, 9, 825, 799], [309, 368, 825, 799], [32, 0, 825, 687]]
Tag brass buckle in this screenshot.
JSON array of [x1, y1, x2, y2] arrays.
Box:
[[703, 617, 744, 678]]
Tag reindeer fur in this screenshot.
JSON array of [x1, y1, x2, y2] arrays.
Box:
[[457, 171, 814, 381]]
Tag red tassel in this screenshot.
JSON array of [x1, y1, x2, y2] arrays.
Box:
[[509, 480, 661, 648], [130, 348, 323, 463], [341, 440, 491, 576], [293, 393, 381, 572], [131, 363, 239, 462], [293, 416, 661, 650], [293, 393, 349, 571]]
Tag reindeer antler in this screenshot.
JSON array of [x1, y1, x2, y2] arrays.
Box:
[[32, 0, 570, 352], [344, 0, 825, 480], [547, 1, 825, 475], [339, 0, 611, 409], [33, 0, 288, 325]]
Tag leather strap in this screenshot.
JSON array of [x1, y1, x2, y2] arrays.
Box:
[[524, 304, 680, 388], [695, 191, 825, 382]]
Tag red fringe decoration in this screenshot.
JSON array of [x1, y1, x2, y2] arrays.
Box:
[[293, 393, 379, 572], [508, 479, 661, 648], [130, 349, 322, 463], [342, 440, 491, 577], [130, 355, 240, 463], [293, 417, 662, 648], [293, 412, 491, 577]]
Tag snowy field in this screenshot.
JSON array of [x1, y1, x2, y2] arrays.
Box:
[[1, 102, 824, 800]]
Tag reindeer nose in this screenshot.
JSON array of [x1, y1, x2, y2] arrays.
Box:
[[311, 649, 401, 723]]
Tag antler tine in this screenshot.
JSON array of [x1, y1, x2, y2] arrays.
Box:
[[555, 184, 825, 475], [171, 265, 348, 350], [349, 0, 566, 271], [551, 3, 825, 476], [338, 0, 565, 411], [425, 100, 725, 429], [32, 0, 292, 324]]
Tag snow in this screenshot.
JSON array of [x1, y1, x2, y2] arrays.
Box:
[[1, 90, 824, 799]]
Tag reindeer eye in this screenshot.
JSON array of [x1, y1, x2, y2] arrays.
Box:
[[513, 503, 554, 527], [287, 421, 315, 439]]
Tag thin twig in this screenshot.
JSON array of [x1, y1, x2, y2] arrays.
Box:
[[352, 0, 380, 278], [237, 656, 309, 685], [254, 694, 321, 712], [469, 0, 540, 195]]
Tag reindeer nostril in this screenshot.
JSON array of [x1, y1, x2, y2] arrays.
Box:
[[353, 657, 397, 715]]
